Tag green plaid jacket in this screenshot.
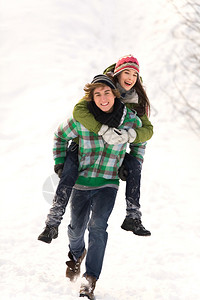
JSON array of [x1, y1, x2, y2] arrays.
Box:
[[53, 108, 144, 187]]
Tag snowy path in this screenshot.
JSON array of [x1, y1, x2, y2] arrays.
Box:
[[1, 0, 200, 299]]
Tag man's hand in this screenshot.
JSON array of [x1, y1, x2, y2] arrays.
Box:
[[54, 163, 64, 178], [118, 164, 128, 181]]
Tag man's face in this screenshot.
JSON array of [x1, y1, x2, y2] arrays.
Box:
[[117, 68, 138, 91], [93, 85, 115, 113]]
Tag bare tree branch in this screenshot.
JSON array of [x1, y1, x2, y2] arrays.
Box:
[[166, 0, 200, 134]]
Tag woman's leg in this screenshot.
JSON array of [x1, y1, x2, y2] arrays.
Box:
[[121, 153, 151, 236], [123, 153, 142, 219], [45, 142, 79, 227], [38, 142, 79, 243]]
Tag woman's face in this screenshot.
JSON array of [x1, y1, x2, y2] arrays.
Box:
[[117, 68, 138, 91], [93, 85, 115, 113]]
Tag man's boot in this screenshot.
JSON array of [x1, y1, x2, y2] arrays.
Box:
[[79, 274, 96, 300], [66, 249, 87, 282]]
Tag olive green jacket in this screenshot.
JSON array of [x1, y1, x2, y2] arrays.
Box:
[[73, 98, 153, 144]]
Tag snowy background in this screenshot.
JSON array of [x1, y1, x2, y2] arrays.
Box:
[[1, 0, 200, 299]]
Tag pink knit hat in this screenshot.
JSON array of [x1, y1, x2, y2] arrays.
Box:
[[113, 54, 139, 76]]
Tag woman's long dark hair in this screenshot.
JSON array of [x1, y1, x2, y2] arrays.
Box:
[[133, 74, 150, 116]]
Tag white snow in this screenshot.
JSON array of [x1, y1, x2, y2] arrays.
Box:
[[1, 0, 200, 299]]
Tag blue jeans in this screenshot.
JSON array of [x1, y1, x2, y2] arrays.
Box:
[[68, 187, 117, 280], [123, 153, 142, 219], [46, 142, 79, 226]]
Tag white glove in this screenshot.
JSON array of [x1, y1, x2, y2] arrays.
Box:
[[127, 128, 137, 143], [98, 124, 109, 136], [98, 125, 137, 145], [102, 128, 129, 145]]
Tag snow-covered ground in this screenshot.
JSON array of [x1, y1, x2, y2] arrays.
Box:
[[1, 0, 200, 299]]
